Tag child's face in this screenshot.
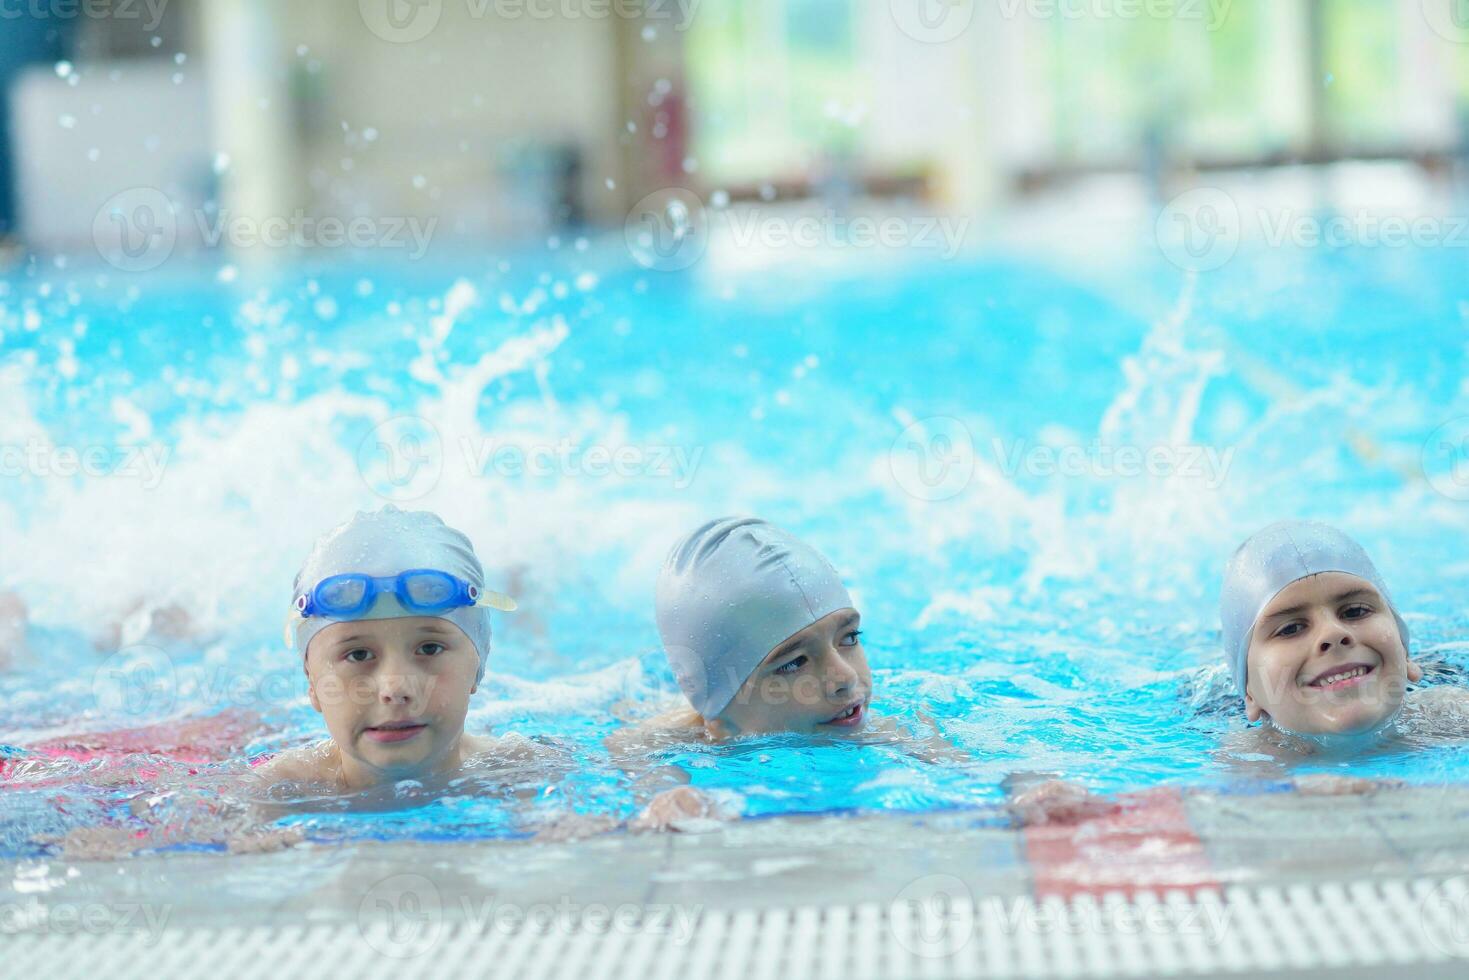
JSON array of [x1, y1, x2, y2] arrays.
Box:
[[709, 608, 871, 737], [1244, 572, 1420, 735], [305, 616, 480, 786]]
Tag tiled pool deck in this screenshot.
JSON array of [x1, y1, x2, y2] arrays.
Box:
[[7, 784, 1469, 978]]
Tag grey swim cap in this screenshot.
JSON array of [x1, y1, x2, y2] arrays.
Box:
[[291, 506, 495, 683], [1220, 520, 1410, 699], [655, 517, 855, 719]]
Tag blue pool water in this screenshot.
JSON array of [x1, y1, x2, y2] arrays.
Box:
[[2, 226, 1468, 856]]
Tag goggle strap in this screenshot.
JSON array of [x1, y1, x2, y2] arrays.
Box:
[[473, 589, 519, 612]]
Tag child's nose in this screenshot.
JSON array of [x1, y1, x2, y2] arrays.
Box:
[[1319, 632, 1354, 653], [377, 674, 416, 703], [822, 648, 858, 695]]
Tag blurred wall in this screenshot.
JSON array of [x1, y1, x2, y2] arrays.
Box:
[[0, 18, 70, 235], [233, 1, 629, 240]]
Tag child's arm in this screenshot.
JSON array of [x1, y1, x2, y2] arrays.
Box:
[[1408, 685, 1469, 737]]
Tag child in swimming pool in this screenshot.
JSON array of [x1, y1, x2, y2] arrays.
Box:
[[1219, 520, 1469, 775], [612, 517, 1103, 830], [256, 506, 556, 793], [41, 507, 568, 859]]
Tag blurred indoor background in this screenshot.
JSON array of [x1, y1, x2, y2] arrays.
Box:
[[0, 0, 1466, 258]]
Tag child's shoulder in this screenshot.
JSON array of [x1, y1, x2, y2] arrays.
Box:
[[605, 705, 707, 758], [463, 731, 568, 766], [252, 740, 339, 788]]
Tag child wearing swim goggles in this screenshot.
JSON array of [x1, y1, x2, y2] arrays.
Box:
[[1220, 520, 1469, 769], [260, 505, 528, 792]]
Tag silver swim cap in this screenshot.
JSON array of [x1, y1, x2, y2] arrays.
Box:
[[1220, 520, 1410, 700], [655, 517, 855, 719], [291, 506, 497, 683]]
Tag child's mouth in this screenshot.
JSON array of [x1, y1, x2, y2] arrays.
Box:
[[820, 702, 865, 728], [364, 721, 427, 743], [1306, 663, 1376, 691]]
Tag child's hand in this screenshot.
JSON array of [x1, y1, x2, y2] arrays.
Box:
[[1291, 774, 1397, 796], [227, 826, 306, 854], [531, 814, 622, 843], [1007, 779, 1116, 827], [631, 786, 725, 833]]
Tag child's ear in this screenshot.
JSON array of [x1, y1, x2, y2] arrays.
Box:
[[1244, 690, 1266, 724], [305, 660, 323, 714], [1407, 660, 1424, 683]]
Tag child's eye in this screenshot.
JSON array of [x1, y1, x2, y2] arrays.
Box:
[[773, 655, 807, 675], [344, 649, 373, 663], [840, 630, 863, 647], [1342, 604, 1373, 620], [1274, 622, 1305, 638], [418, 643, 446, 656]]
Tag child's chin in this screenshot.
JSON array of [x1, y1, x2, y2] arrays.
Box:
[[1310, 704, 1397, 736]]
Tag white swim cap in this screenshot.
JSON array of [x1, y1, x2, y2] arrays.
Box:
[[1220, 520, 1409, 700], [655, 517, 855, 719], [291, 506, 495, 683]]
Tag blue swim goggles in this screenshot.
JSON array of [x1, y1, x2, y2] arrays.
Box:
[[285, 569, 516, 648]]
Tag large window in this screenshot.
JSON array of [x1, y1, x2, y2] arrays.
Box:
[[685, 0, 1467, 188], [685, 0, 861, 183]]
